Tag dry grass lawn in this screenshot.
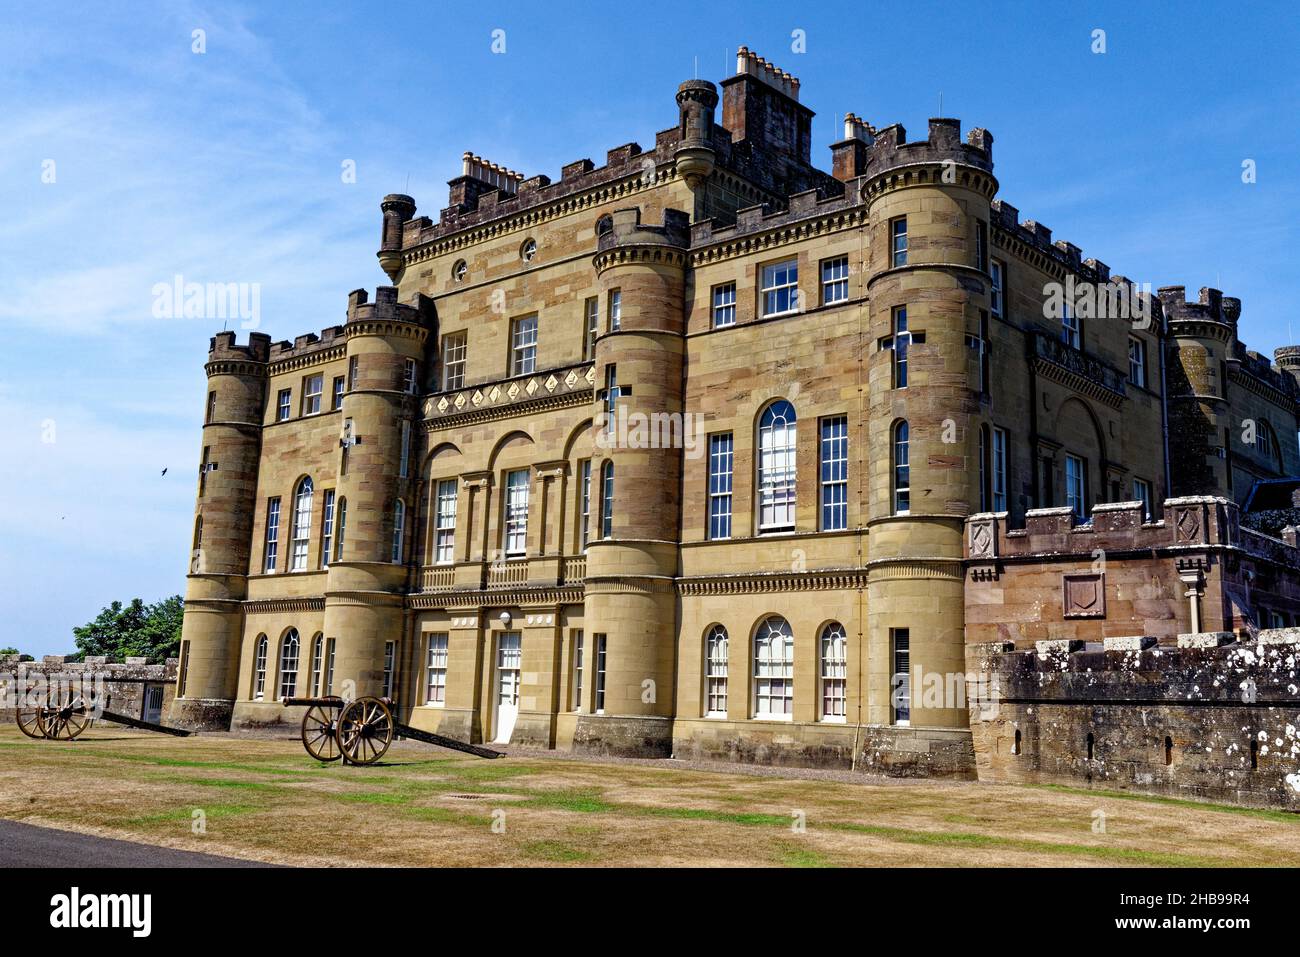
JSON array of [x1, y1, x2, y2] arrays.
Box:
[[2, 724, 1298, 867]]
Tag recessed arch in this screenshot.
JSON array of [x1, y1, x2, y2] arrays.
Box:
[[487, 430, 536, 471]]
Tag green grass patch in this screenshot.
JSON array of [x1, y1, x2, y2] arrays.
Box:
[[520, 840, 595, 863], [523, 789, 616, 814], [332, 790, 410, 806], [776, 845, 834, 868], [1027, 783, 1300, 824], [121, 802, 259, 826], [400, 805, 493, 827], [170, 777, 285, 793]]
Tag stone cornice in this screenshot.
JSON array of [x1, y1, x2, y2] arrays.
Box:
[[244, 598, 326, 614], [345, 318, 430, 344], [593, 245, 688, 274], [206, 358, 267, 379], [861, 161, 998, 203], [423, 363, 595, 429], [1229, 364, 1300, 412], [689, 208, 866, 267], [267, 344, 347, 377], [408, 585, 585, 610]]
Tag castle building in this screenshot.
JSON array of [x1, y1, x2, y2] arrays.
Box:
[[170, 49, 1300, 794]]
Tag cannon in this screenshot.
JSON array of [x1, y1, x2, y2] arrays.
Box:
[[284, 695, 500, 765], [15, 688, 192, 740]]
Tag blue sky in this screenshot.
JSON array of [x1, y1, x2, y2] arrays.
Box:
[[2, 1, 1297, 656]]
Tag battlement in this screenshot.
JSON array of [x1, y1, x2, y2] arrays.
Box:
[[1158, 284, 1241, 330], [267, 324, 346, 362], [596, 207, 691, 253], [345, 286, 430, 325], [208, 330, 271, 363], [864, 118, 994, 176], [690, 184, 862, 246]]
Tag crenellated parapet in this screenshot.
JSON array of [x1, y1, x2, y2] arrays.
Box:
[[863, 118, 994, 180], [593, 207, 690, 273], [1159, 285, 1240, 343]]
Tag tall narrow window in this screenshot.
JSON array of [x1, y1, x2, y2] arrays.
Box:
[[975, 220, 988, 272], [391, 499, 406, 563], [426, 633, 448, 704], [177, 640, 190, 697], [442, 333, 466, 390], [712, 282, 736, 328], [192, 515, 203, 572], [579, 459, 592, 549], [571, 630, 584, 712], [753, 616, 794, 719], [399, 419, 412, 478], [382, 641, 396, 698], [321, 489, 335, 568], [510, 315, 538, 376], [974, 310, 991, 394], [761, 259, 799, 317], [435, 479, 457, 564], [278, 630, 300, 699], [264, 498, 281, 573], [206, 391, 217, 423], [990, 259, 1005, 318], [290, 477, 313, 571], [891, 217, 908, 267], [594, 634, 607, 713], [584, 297, 599, 359], [979, 426, 990, 513], [821, 256, 849, 305], [1129, 337, 1147, 388], [334, 497, 346, 563], [758, 400, 797, 532], [505, 470, 529, 556], [893, 421, 910, 515], [608, 290, 621, 331], [705, 625, 728, 717], [302, 374, 323, 415], [891, 306, 910, 388], [708, 433, 734, 540], [348, 356, 359, 391], [403, 358, 418, 394], [820, 622, 847, 722], [252, 634, 268, 700], [199, 446, 211, 496], [332, 375, 345, 410], [276, 388, 291, 422], [992, 428, 1008, 512], [819, 416, 848, 531], [891, 628, 910, 725], [1065, 454, 1086, 522], [309, 633, 324, 696], [1133, 478, 1153, 521], [323, 638, 336, 695], [600, 461, 614, 539], [603, 364, 619, 417], [1062, 301, 1081, 349]]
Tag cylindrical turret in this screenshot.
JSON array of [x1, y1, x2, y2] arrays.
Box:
[[168, 331, 270, 730], [322, 287, 431, 699], [862, 119, 998, 731], [674, 80, 718, 189], [378, 194, 416, 283], [580, 207, 691, 756]]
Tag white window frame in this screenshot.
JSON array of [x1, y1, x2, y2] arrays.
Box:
[[1062, 301, 1081, 349], [594, 634, 607, 714], [821, 256, 849, 305], [757, 401, 797, 532], [442, 333, 466, 391], [1129, 336, 1147, 388], [435, 479, 457, 564], [571, 630, 584, 712], [276, 388, 291, 422], [891, 628, 910, 725], [600, 461, 614, 539], [990, 259, 1004, 318], [712, 282, 736, 328], [753, 617, 794, 720], [309, 634, 324, 697], [608, 290, 621, 332], [1065, 454, 1086, 522], [992, 427, 1008, 512], [511, 315, 538, 376], [391, 499, 406, 563], [278, 630, 300, 700], [584, 297, 599, 359], [505, 469, 530, 556], [579, 459, 592, 549], [264, 498, 281, 573], [1133, 478, 1153, 522], [290, 477, 312, 571], [381, 641, 396, 698], [761, 258, 799, 317], [302, 374, 323, 416], [893, 421, 910, 515], [403, 358, 418, 394], [399, 419, 411, 479], [819, 415, 848, 532], [891, 217, 908, 267], [820, 622, 847, 722], [252, 635, 268, 700], [708, 433, 733, 540], [425, 633, 448, 705], [890, 306, 910, 388], [705, 625, 728, 718], [332, 375, 345, 410]]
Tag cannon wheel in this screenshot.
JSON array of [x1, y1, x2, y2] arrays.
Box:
[[15, 703, 46, 739], [336, 697, 393, 766], [300, 701, 343, 762], [41, 689, 92, 741]]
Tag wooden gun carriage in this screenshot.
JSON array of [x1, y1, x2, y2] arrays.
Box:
[[284, 695, 500, 765], [15, 688, 192, 740]]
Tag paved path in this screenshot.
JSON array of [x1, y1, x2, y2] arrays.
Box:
[[0, 819, 272, 867]]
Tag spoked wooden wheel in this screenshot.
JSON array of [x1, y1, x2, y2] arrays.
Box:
[[301, 701, 343, 762], [336, 696, 393, 766], [41, 689, 92, 740], [15, 701, 47, 739]]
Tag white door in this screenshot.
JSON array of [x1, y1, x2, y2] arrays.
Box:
[[143, 685, 164, 724], [493, 632, 521, 744]]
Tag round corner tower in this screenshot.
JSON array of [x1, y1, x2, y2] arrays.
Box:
[[861, 118, 998, 730], [169, 331, 270, 730], [322, 286, 431, 701], [579, 206, 691, 757]]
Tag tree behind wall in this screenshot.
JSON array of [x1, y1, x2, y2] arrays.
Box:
[[71, 596, 184, 664]]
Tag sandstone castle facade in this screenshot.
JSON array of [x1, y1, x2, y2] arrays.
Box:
[[171, 49, 1300, 806]]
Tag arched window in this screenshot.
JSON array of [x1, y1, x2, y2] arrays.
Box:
[[290, 476, 313, 571], [600, 461, 614, 538], [278, 629, 300, 699], [819, 622, 847, 722], [1086, 732, 1095, 761], [309, 633, 325, 696], [893, 420, 910, 515], [252, 634, 268, 700], [391, 499, 405, 563], [1013, 728, 1022, 755], [1164, 735, 1174, 766], [704, 625, 728, 717], [753, 616, 794, 719], [758, 400, 797, 532]]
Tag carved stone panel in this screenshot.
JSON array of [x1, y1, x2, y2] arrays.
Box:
[[1062, 573, 1105, 619]]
